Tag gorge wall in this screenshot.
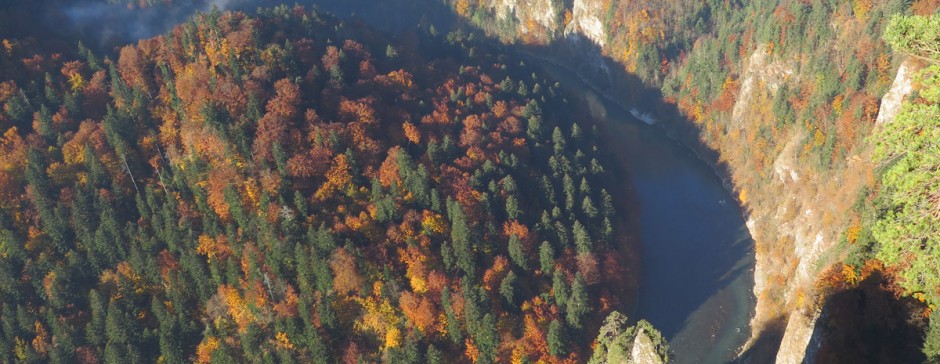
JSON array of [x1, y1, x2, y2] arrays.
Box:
[[442, 0, 937, 361]]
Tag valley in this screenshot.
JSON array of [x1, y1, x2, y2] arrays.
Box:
[[1, 0, 938, 362]]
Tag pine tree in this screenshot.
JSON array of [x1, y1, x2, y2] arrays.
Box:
[[35, 105, 54, 141], [105, 301, 130, 346], [571, 122, 583, 142], [47, 310, 76, 363], [3, 91, 30, 125], [385, 44, 398, 59], [442, 287, 463, 344], [86, 290, 106, 346], [477, 314, 498, 364], [552, 127, 566, 154], [508, 234, 528, 269], [427, 344, 443, 364], [582, 196, 599, 219], [500, 77, 513, 92], [563, 174, 576, 212], [548, 319, 566, 357], [304, 324, 329, 363], [567, 273, 589, 329], [517, 81, 528, 96], [573, 220, 591, 255], [527, 115, 543, 140], [602, 217, 615, 241], [590, 158, 605, 174], [500, 271, 517, 305], [426, 139, 441, 165], [505, 195, 521, 220], [539, 241, 555, 273], [152, 298, 183, 363], [553, 268, 568, 310], [554, 221, 570, 247], [601, 189, 615, 218], [579, 177, 591, 196], [448, 198, 475, 277]]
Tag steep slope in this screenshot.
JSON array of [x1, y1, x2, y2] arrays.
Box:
[[445, 0, 939, 360]]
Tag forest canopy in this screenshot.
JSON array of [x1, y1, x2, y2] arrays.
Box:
[[0, 4, 635, 363]]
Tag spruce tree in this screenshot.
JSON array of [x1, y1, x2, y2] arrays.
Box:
[[548, 319, 566, 357], [567, 273, 589, 329], [539, 241, 555, 273], [553, 268, 569, 310], [500, 271, 517, 305], [427, 344, 443, 364], [477, 314, 498, 364], [582, 196, 599, 219], [508, 234, 527, 269], [442, 287, 463, 344]]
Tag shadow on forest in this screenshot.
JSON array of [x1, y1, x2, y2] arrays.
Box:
[[812, 272, 925, 364], [313, 2, 759, 359], [737, 270, 927, 363]]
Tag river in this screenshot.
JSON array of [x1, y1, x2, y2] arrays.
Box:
[[46, 1, 757, 362], [527, 57, 756, 363]]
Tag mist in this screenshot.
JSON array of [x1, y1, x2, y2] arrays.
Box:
[[57, 0, 251, 49], [8, 0, 455, 53]]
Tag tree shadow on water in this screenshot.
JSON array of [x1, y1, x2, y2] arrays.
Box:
[[520, 36, 756, 345], [305, 1, 758, 354], [319, 5, 758, 356]]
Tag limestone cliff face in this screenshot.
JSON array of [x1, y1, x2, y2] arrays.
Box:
[[750, 54, 918, 364], [731, 46, 794, 126], [877, 58, 918, 126], [630, 328, 666, 364], [775, 309, 822, 364], [731, 45, 834, 332], [563, 0, 607, 47], [728, 45, 889, 363], [486, 0, 559, 34]]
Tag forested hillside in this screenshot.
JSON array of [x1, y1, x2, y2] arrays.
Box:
[[0, 5, 641, 362], [2, 0, 937, 361]]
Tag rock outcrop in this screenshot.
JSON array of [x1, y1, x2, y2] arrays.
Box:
[[564, 0, 607, 46], [876, 58, 918, 126], [775, 309, 823, 364], [631, 328, 666, 364]]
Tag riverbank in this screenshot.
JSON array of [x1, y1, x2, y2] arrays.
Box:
[[519, 47, 756, 363]]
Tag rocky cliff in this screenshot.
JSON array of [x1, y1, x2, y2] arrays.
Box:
[[445, 0, 927, 361], [590, 312, 670, 364]]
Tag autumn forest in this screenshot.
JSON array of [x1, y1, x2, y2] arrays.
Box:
[[0, 4, 658, 363], [4, 0, 939, 362]]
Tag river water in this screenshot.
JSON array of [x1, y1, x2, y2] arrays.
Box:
[[530, 60, 756, 363], [47, 1, 756, 361]]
